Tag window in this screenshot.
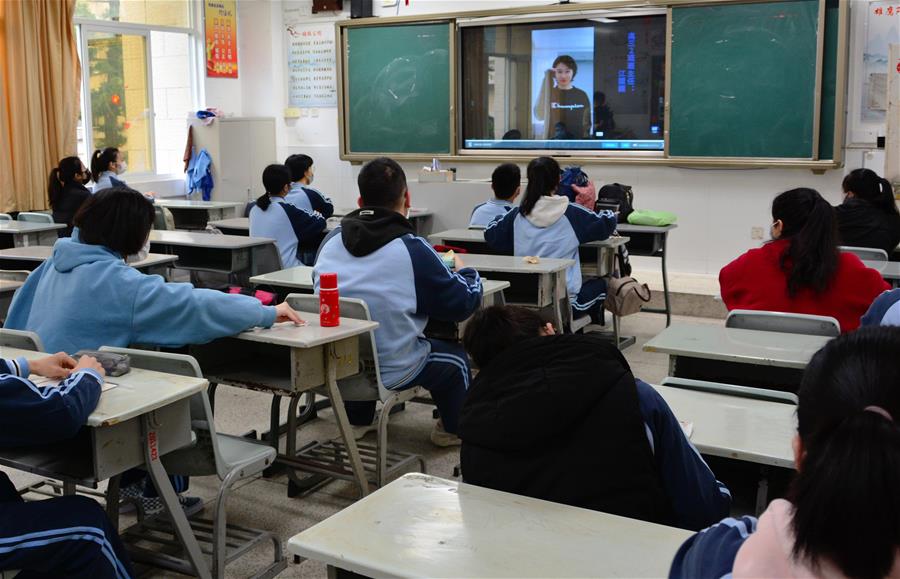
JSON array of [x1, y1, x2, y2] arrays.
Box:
[[75, 0, 198, 177]]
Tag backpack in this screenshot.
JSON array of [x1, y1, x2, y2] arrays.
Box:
[[605, 276, 651, 317], [596, 183, 635, 222], [559, 166, 590, 203]]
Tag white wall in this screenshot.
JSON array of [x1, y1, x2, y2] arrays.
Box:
[[203, 0, 889, 275]]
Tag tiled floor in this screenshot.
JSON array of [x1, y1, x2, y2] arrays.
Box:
[[5, 311, 724, 578]]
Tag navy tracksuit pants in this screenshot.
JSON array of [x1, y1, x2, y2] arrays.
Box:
[[0, 472, 133, 579]]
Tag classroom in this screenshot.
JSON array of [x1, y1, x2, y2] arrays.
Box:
[[1, 0, 899, 577]]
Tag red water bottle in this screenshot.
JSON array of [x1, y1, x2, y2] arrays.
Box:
[[319, 272, 340, 327]]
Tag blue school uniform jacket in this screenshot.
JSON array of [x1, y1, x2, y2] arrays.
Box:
[[469, 199, 512, 228], [861, 288, 900, 327], [92, 171, 125, 192], [314, 207, 482, 388], [5, 237, 277, 353], [485, 195, 616, 302], [0, 358, 103, 446], [669, 515, 757, 578], [286, 183, 334, 218], [249, 197, 326, 269]]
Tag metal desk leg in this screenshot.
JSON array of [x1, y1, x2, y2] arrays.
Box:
[[141, 413, 212, 579], [660, 232, 672, 327], [322, 343, 369, 497]]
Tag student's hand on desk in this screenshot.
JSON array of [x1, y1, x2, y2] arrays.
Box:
[[275, 302, 305, 325], [453, 255, 465, 270], [29, 352, 78, 379], [74, 355, 106, 378]]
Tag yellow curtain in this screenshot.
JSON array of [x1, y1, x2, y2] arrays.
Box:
[[0, 0, 81, 213]]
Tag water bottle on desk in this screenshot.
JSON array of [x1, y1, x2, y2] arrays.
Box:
[[319, 272, 340, 327]]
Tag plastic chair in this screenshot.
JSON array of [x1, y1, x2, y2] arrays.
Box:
[[285, 294, 426, 487], [0, 328, 44, 352], [16, 212, 53, 224], [661, 376, 798, 405], [99, 347, 285, 579], [725, 309, 840, 337], [0, 213, 11, 222], [839, 245, 889, 262], [153, 206, 175, 230]]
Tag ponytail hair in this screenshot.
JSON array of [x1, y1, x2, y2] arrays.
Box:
[[91, 147, 118, 182], [256, 164, 292, 211], [47, 156, 83, 208], [771, 188, 839, 296], [790, 326, 900, 579], [842, 168, 899, 217], [520, 156, 561, 216]]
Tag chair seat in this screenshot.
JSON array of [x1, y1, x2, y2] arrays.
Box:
[[216, 434, 276, 473]]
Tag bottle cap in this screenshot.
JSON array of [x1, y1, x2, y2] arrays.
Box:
[[320, 272, 338, 289]]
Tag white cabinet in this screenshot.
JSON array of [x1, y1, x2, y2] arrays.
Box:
[[187, 117, 276, 203]]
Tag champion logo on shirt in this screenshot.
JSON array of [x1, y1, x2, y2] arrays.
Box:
[[551, 102, 584, 110]]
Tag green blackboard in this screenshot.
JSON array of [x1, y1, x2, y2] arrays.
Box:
[[669, 1, 820, 158], [346, 23, 451, 155], [818, 0, 839, 160]]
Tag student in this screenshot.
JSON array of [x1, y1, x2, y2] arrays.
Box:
[[249, 164, 326, 268], [313, 157, 482, 446], [90, 147, 127, 192], [861, 288, 900, 327], [459, 305, 731, 531], [670, 326, 900, 579], [48, 156, 91, 237], [720, 188, 889, 332], [485, 156, 617, 322], [284, 154, 334, 217], [469, 163, 520, 228], [0, 352, 136, 579], [835, 168, 900, 256]]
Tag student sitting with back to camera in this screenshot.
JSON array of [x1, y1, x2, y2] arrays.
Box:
[[314, 157, 483, 446], [469, 163, 521, 228], [284, 154, 334, 218], [670, 326, 900, 579], [48, 156, 92, 237], [0, 352, 136, 579], [249, 164, 327, 268], [6, 187, 303, 515], [835, 168, 900, 256], [861, 288, 900, 327], [720, 188, 889, 332], [485, 156, 617, 323], [458, 305, 731, 530]]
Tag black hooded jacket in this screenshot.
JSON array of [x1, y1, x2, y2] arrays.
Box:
[[835, 197, 900, 256]]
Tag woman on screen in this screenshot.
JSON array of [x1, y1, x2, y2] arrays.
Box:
[[533, 55, 591, 140]]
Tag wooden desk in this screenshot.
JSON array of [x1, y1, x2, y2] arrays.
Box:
[[208, 217, 249, 236], [644, 323, 830, 391], [617, 224, 678, 326], [0, 246, 178, 278], [863, 259, 900, 287], [155, 199, 243, 230], [288, 473, 692, 578], [0, 222, 66, 248], [0, 347, 211, 578], [195, 319, 379, 498], [148, 230, 276, 278]]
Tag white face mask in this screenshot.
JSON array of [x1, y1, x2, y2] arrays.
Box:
[[126, 238, 150, 264], [307, 172, 314, 185], [116, 161, 127, 175]]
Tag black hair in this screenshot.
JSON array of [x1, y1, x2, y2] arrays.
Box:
[[284, 154, 314, 182], [462, 305, 548, 369], [552, 54, 577, 78], [357, 157, 407, 208], [90, 147, 119, 183], [842, 168, 899, 217], [520, 156, 560, 216], [790, 326, 900, 579], [73, 186, 154, 256], [48, 156, 84, 209], [501, 129, 522, 140], [491, 163, 521, 201], [256, 164, 292, 211], [771, 188, 839, 297]]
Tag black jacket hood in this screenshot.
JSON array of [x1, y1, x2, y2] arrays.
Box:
[[340, 207, 415, 257]]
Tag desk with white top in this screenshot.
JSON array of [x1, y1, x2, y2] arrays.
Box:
[[208, 217, 250, 236], [863, 259, 900, 287], [0, 221, 65, 248], [644, 323, 830, 391], [0, 279, 23, 323], [617, 223, 678, 326], [0, 245, 178, 278], [288, 473, 692, 579], [155, 199, 243, 230], [0, 347, 211, 578], [334, 207, 433, 235], [148, 230, 277, 279], [194, 318, 379, 498]]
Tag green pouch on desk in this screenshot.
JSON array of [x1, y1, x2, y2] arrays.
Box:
[[627, 209, 677, 226]]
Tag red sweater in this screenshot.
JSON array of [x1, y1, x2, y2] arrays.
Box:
[[719, 239, 889, 332]]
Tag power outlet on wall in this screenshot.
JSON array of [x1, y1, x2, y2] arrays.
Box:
[[751, 226, 765, 240]]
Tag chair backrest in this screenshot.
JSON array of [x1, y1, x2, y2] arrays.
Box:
[[17, 212, 54, 224], [0, 213, 11, 222], [661, 376, 798, 405], [725, 309, 841, 337], [0, 328, 44, 352], [250, 242, 284, 276], [153, 206, 176, 230], [285, 293, 384, 400], [98, 346, 226, 479], [839, 245, 889, 262]]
